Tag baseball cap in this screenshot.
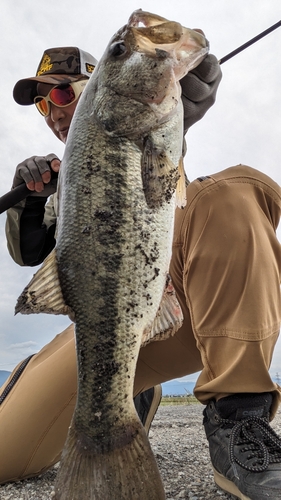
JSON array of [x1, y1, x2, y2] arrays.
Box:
[[13, 47, 98, 105]]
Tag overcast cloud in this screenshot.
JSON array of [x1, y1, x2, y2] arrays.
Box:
[[0, 0, 280, 381]]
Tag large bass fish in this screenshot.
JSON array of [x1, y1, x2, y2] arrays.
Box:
[[16, 9, 208, 500]]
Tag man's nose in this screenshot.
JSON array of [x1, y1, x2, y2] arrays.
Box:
[[49, 103, 65, 122]]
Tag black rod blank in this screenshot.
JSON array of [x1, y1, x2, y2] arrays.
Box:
[[219, 20, 281, 64]]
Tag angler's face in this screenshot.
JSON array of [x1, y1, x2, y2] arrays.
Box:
[[37, 82, 79, 144]]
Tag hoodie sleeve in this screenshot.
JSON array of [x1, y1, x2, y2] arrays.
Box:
[[5, 194, 57, 267]]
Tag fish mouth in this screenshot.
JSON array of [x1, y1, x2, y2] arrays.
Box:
[[126, 9, 209, 77]]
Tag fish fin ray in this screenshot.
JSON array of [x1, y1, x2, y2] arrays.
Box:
[[142, 274, 183, 346], [15, 250, 73, 318], [141, 136, 179, 208], [175, 156, 188, 208], [53, 418, 165, 500]]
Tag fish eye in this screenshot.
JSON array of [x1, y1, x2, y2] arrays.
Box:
[[109, 41, 127, 57]]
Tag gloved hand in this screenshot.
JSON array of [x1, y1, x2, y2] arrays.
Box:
[[180, 53, 222, 133], [12, 153, 61, 197]]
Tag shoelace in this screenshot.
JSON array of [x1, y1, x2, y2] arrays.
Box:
[[222, 416, 281, 479]]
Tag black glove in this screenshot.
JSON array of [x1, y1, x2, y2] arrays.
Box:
[[180, 53, 222, 133], [12, 153, 60, 198]]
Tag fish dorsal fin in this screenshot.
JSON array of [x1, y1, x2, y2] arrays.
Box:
[[141, 136, 179, 209], [15, 250, 74, 319], [141, 275, 183, 347]]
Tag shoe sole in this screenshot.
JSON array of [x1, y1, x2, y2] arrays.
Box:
[[213, 468, 251, 500], [144, 384, 162, 434]]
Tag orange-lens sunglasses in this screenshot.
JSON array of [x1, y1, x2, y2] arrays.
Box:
[[34, 80, 88, 116]]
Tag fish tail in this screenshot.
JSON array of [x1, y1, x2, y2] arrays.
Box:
[[54, 418, 166, 500]]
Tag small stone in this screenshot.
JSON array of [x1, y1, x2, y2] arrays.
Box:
[[176, 490, 186, 498]]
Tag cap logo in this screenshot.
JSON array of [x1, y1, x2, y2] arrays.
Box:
[[37, 54, 53, 76], [86, 63, 95, 74]]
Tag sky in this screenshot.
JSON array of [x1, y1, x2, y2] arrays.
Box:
[[0, 0, 280, 382]]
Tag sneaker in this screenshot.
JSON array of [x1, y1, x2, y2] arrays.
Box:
[[134, 384, 162, 434], [203, 393, 281, 500]]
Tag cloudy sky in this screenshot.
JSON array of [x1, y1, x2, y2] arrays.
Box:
[[0, 0, 280, 382]]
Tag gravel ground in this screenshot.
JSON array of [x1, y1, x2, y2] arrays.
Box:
[[1, 403, 280, 500]]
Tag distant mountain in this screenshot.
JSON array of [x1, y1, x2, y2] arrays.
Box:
[[162, 380, 195, 396], [0, 370, 11, 387], [162, 377, 281, 396]]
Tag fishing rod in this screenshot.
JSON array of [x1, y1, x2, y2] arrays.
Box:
[[0, 20, 280, 215], [219, 19, 281, 64], [0, 172, 58, 214]]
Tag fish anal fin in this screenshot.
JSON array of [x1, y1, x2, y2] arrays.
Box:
[[141, 274, 183, 347], [141, 136, 179, 209], [15, 250, 74, 319]]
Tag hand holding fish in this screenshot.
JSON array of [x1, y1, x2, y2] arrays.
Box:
[[181, 53, 222, 133]]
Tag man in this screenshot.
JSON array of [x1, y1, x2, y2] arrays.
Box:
[[1, 45, 281, 500]]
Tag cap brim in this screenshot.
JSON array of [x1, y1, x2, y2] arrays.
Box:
[[13, 74, 86, 105]]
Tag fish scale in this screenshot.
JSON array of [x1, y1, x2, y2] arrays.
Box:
[[15, 9, 209, 499]]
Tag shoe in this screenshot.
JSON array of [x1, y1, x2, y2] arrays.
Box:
[[134, 384, 162, 434], [203, 393, 281, 500]]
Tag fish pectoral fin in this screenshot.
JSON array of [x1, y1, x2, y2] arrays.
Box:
[[141, 274, 183, 347], [176, 156, 189, 208], [15, 250, 74, 319], [141, 136, 179, 208]]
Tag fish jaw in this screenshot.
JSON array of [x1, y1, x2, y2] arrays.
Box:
[[128, 9, 171, 27], [127, 9, 209, 80], [125, 24, 208, 91]]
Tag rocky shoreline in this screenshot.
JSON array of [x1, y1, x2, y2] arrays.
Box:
[[1, 403, 280, 499]]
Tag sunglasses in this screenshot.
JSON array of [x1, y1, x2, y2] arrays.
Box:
[[34, 80, 88, 116]]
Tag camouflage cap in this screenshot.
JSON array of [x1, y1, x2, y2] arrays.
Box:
[[13, 47, 98, 105]]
